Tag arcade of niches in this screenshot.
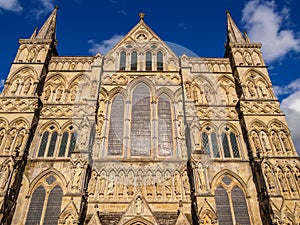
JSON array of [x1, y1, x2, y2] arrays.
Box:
[[0, 7, 299, 225]]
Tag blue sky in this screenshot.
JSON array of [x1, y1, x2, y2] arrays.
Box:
[[0, 0, 300, 151]]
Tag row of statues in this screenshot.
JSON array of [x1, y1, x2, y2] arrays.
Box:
[[0, 128, 26, 155], [8, 78, 34, 96], [246, 80, 270, 99], [87, 170, 191, 200], [264, 164, 300, 195], [251, 130, 293, 157]]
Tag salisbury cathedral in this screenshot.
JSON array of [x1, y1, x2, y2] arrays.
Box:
[[0, 7, 299, 225]]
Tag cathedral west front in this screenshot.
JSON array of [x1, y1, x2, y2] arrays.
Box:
[[0, 7, 300, 225]]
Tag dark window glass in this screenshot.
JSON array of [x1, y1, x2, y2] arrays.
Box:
[[68, 132, 77, 157], [215, 186, 233, 225], [230, 132, 240, 158], [202, 132, 210, 154], [38, 131, 49, 157], [146, 51, 152, 71], [131, 84, 151, 156], [131, 51, 137, 71], [222, 132, 231, 158], [211, 132, 220, 158], [158, 96, 173, 156], [108, 95, 124, 156], [43, 185, 63, 225], [157, 51, 163, 71], [47, 132, 58, 157], [232, 186, 251, 224], [25, 186, 45, 225], [58, 132, 69, 157], [120, 51, 126, 70]]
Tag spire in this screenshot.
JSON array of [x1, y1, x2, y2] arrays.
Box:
[[36, 6, 58, 40], [30, 27, 38, 39], [226, 10, 246, 43]]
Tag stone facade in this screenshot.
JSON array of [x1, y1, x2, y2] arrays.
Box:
[[0, 8, 299, 225]]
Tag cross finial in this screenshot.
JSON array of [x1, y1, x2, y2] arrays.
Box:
[[139, 12, 145, 20]]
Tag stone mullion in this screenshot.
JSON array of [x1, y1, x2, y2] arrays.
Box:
[[101, 100, 110, 158], [124, 100, 131, 158], [151, 96, 157, 158]]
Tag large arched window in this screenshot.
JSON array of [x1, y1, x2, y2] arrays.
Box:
[[131, 51, 137, 71], [25, 186, 46, 224], [214, 176, 251, 225], [157, 51, 163, 71], [58, 126, 77, 157], [157, 95, 173, 156], [146, 51, 152, 71], [25, 176, 63, 225], [131, 84, 151, 156], [38, 125, 58, 158], [201, 126, 220, 158], [221, 127, 241, 159], [120, 51, 126, 71], [108, 95, 124, 156]]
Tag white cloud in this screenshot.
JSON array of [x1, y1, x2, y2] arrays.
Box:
[[242, 0, 300, 63], [281, 91, 300, 154], [88, 34, 124, 55], [31, 0, 55, 20], [274, 78, 300, 96], [178, 22, 188, 30], [0, 0, 23, 12], [117, 10, 127, 16]]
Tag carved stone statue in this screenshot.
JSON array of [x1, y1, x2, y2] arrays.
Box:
[[182, 171, 190, 196], [23, 79, 32, 95], [88, 171, 97, 195], [72, 164, 82, 190], [70, 87, 77, 101], [185, 82, 191, 98], [264, 165, 275, 192], [155, 181, 163, 197], [0, 164, 10, 190], [277, 169, 288, 192], [260, 131, 271, 153], [56, 87, 63, 102], [174, 172, 181, 196], [15, 130, 25, 150], [259, 84, 268, 97], [286, 170, 297, 192], [280, 132, 292, 153], [145, 174, 153, 197], [5, 130, 16, 151], [116, 174, 125, 196], [0, 129, 5, 147], [251, 131, 261, 156], [135, 196, 143, 214], [10, 79, 20, 94], [295, 168, 300, 187], [107, 176, 115, 196], [27, 48, 37, 62], [97, 111, 104, 135], [247, 81, 256, 97], [271, 132, 282, 153], [193, 87, 199, 103], [44, 87, 51, 101], [195, 164, 206, 192], [98, 176, 106, 196], [244, 52, 252, 65], [178, 116, 185, 138]]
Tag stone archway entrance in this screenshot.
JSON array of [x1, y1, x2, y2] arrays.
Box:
[[123, 217, 154, 225]]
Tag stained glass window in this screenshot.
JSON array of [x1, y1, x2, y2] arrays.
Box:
[[131, 84, 151, 156], [157, 51, 163, 71], [158, 95, 173, 156], [146, 51, 152, 71], [211, 132, 220, 158], [215, 186, 233, 225], [43, 186, 63, 225], [232, 186, 251, 224], [58, 132, 68, 157], [47, 132, 58, 157], [131, 51, 137, 71], [38, 131, 49, 157], [68, 132, 77, 157], [202, 132, 210, 154], [25, 186, 45, 225], [230, 132, 240, 158], [120, 51, 126, 71], [108, 95, 124, 156], [222, 132, 231, 158]]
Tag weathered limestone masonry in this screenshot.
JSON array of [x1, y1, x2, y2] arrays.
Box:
[[0, 8, 299, 225]]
